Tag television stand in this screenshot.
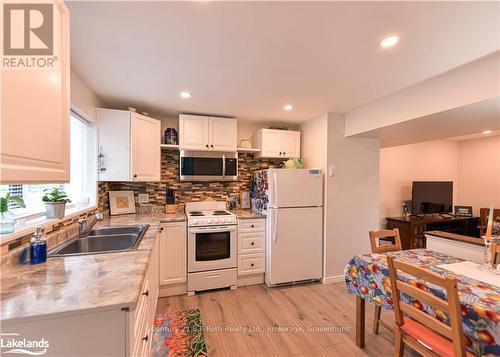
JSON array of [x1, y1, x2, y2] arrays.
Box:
[[386, 215, 479, 250]]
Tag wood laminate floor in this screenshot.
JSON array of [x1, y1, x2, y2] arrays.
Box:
[[156, 282, 419, 357]]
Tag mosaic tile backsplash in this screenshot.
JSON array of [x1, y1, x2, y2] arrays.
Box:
[[98, 151, 283, 212]]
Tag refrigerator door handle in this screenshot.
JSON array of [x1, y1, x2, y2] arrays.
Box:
[[272, 209, 278, 243], [273, 172, 278, 207]]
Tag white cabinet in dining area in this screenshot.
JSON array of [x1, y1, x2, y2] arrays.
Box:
[[1, 1, 70, 183], [158, 221, 188, 296], [179, 114, 237, 151], [98, 108, 161, 182], [253, 129, 301, 159]]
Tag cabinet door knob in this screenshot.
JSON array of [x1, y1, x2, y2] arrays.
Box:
[[159, 227, 164, 232], [251, 242, 255, 246], [142, 335, 149, 342], [206, 144, 209, 148], [279, 152, 282, 155], [251, 224, 255, 228], [211, 144, 214, 148], [133, 174, 138, 178], [142, 289, 149, 297], [251, 263, 255, 267], [283, 152, 286, 155]]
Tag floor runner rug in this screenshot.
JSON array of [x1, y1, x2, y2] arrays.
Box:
[[151, 308, 208, 357]]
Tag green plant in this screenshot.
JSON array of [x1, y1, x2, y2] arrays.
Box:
[[0, 193, 26, 213], [42, 188, 71, 203]]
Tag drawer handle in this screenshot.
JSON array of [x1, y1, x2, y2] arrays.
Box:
[[159, 227, 164, 232], [142, 290, 149, 297], [251, 263, 255, 267], [142, 335, 149, 342], [251, 224, 255, 228], [251, 242, 255, 246]]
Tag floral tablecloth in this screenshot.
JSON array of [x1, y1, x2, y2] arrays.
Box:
[[344, 249, 500, 356]]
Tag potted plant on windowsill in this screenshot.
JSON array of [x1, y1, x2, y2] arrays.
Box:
[[0, 193, 26, 234], [42, 188, 71, 219]]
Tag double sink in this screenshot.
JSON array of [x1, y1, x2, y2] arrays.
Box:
[[49, 225, 149, 257]]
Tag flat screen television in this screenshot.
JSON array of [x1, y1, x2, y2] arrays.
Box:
[[411, 181, 453, 214]]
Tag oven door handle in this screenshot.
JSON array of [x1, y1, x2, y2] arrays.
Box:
[[189, 226, 236, 234]]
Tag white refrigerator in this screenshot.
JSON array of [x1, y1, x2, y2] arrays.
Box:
[[251, 169, 323, 286]]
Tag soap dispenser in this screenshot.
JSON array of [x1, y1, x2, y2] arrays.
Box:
[[30, 226, 47, 264]]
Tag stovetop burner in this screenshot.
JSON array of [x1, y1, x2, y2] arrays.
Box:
[[213, 210, 231, 216], [189, 211, 204, 216]]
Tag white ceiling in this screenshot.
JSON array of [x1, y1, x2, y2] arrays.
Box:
[[68, 1, 500, 123], [356, 97, 500, 147]]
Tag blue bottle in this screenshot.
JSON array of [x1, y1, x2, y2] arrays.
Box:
[[30, 226, 47, 264]]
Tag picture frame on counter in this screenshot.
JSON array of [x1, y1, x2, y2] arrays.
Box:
[[109, 190, 136, 215], [454, 205, 473, 217], [240, 191, 250, 209]]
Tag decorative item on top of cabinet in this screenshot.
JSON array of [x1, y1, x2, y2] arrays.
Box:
[[159, 222, 188, 297], [179, 114, 237, 151], [237, 218, 266, 286], [253, 129, 300, 159], [97, 109, 161, 182], [1, 1, 70, 183]]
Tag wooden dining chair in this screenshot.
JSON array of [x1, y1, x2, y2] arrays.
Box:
[[386, 256, 473, 357], [491, 242, 500, 267], [368, 229, 402, 335]]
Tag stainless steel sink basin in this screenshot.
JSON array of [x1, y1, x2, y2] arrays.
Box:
[[49, 224, 149, 257]]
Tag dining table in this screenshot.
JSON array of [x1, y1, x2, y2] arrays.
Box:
[[344, 249, 499, 356]]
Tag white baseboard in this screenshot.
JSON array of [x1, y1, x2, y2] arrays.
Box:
[[322, 275, 345, 284]]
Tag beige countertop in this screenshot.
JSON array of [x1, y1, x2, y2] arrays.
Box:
[[1, 213, 169, 325], [230, 209, 266, 219]]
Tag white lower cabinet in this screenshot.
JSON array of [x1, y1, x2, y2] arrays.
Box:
[[158, 221, 188, 297], [237, 218, 266, 286], [3, 231, 160, 357]]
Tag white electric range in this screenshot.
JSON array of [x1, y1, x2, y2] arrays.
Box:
[[185, 202, 237, 295]]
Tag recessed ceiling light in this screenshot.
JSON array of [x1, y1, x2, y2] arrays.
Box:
[[180, 91, 191, 99], [483, 130, 492, 134], [380, 36, 399, 48], [283, 104, 294, 111]]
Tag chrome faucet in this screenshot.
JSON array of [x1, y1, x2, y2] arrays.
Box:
[[78, 212, 104, 237]]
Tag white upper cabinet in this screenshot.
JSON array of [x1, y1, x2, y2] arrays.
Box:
[[98, 109, 161, 182], [253, 129, 301, 159], [1, 1, 70, 183], [178, 114, 209, 150], [179, 114, 237, 151]]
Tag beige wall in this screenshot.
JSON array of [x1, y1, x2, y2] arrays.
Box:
[[70, 68, 104, 121], [380, 140, 459, 222], [380, 135, 500, 221], [458, 135, 500, 215], [325, 113, 380, 277]]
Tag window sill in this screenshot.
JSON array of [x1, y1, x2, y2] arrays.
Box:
[[0, 205, 98, 246]]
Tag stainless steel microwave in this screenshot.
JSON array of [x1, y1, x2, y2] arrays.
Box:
[[179, 150, 238, 181]]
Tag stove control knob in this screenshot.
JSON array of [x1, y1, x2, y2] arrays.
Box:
[[191, 220, 198, 225], [213, 218, 220, 224]]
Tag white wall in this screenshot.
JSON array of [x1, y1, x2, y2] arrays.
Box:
[[379, 140, 459, 223], [458, 135, 500, 215], [345, 52, 500, 136], [325, 113, 380, 278], [299, 113, 328, 170], [71, 68, 104, 122]]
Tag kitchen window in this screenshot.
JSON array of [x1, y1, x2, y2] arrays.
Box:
[[0, 109, 97, 219]]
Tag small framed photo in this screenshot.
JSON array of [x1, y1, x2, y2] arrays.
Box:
[[454, 205, 473, 217], [109, 191, 136, 215], [240, 191, 250, 209]]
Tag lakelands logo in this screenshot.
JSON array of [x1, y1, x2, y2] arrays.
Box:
[[3, 3, 57, 68], [1, 333, 49, 355]]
